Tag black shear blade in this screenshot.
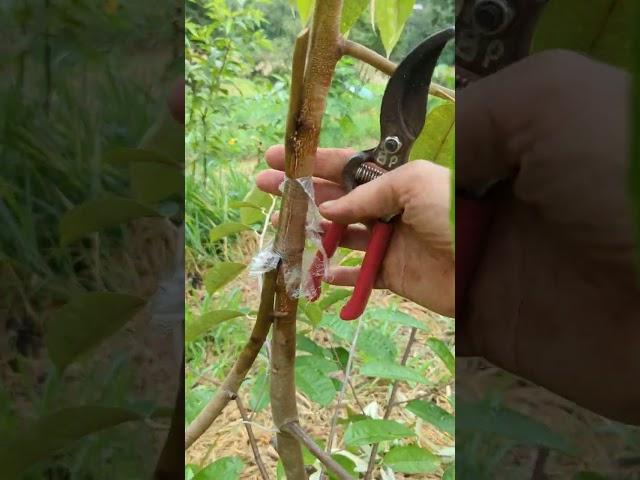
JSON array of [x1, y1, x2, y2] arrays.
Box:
[[378, 27, 454, 164]]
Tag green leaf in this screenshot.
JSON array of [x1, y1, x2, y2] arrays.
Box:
[[249, 370, 270, 412], [296, 0, 315, 24], [301, 300, 323, 326], [59, 196, 160, 245], [45, 292, 145, 371], [328, 454, 358, 479], [341, 0, 369, 33], [382, 444, 440, 474], [358, 327, 397, 363], [427, 337, 455, 375], [320, 314, 357, 342], [410, 103, 455, 169], [204, 262, 246, 294], [343, 419, 415, 447], [0, 406, 142, 478], [319, 288, 352, 310], [193, 456, 245, 480], [240, 187, 272, 225], [367, 308, 428, 331], [297, 354, 340, 374], [130, 161, 184, 203], [443, 463, 455, 480], [360, 361, 430, 384], [296, 334, 326, 357], [531, 0, 633, 70], [186, 387, 215, 424], [374, 0, 416, 56], [295, 364, 337, 406], [457, 401, 573, 454], [186, 310, 245, 343], [209, 222, 252, 242], [406, 399, 455, 435]]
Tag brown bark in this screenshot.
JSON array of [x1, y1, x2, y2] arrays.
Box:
[[270, 1, 343, 478], [184, 270, 276, 449]]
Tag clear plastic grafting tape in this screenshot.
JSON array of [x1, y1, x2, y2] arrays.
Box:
[[248, 176, 330, 300]]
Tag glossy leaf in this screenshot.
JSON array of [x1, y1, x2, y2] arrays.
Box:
[[0, 406, 142, 478], [193, 456, 245, 480], [209, 222, 252, 242], [185, 310, 245, 343], [204, 262, 246, 294], [457, 401, 573, 453], [374, 0, 416, 56], [406, 399, 455, 435], [531, 0, 633, 69], [59, 196, 160, 245], [367, 308, 428, 331], [341, 0, 369, 33], [296, 0, 315, 24], [343, 419, 415, 447], [240, 186, 272, 225], [410, 102, 455, 169], [45, 292, 146, 371], [360, 360, 430, 384], [382, 444, 440, 474], [427, 337, 455, 375]]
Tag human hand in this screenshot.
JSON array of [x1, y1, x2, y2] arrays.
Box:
[[457, 50, 640, 424], [256, 145, 455, 317]]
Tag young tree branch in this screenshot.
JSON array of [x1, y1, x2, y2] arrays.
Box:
[[281, 421, 354, 480], [236, 395, 270, 480], [185, 270, 276, 449], [270, 2, 343, 477], [339, 38, 455, 102], [364, 327, 419, 480]]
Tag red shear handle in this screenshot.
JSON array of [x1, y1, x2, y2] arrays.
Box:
[[308, 222, 346, 301], [340, 221, 394, 320]]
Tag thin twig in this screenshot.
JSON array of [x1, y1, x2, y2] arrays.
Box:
[[364, 328, 419, 480], [281, 421, 354, 480], [339, 38, 455, 102], [185, 270, 276, 449], [322, 318, 364, 479], [236, 396, 270, 480]]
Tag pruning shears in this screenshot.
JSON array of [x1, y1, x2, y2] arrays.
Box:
[[307, 28, 455, 321]]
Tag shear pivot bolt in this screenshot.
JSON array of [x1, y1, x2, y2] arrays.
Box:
[[383, 136, 402, 154]]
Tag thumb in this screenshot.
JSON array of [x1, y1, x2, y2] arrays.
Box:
[[318, 163, 411, 224]]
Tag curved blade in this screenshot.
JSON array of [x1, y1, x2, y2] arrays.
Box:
[[375, 27, 454, 170]]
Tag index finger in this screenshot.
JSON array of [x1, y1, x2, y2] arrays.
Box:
[[265, 145, 356, 184]]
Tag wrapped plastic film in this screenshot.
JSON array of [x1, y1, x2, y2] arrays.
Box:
[[248, 176, 332, 299]]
